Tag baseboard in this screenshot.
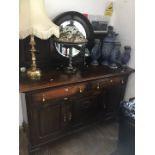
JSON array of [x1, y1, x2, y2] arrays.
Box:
[[19, 121, 28, 133]]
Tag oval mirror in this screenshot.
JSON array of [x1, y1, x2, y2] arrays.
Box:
[[55, 20, 87, 57], [53, 11, 94, 58]]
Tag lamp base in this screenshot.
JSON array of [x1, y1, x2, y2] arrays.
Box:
[[27, 68, 42, 80]]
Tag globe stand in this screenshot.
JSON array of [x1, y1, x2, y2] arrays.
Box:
[[54, 39, 87, 74], [64, 46, 77, 74]]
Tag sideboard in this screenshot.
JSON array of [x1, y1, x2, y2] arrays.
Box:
[[19, 66, 134, 154]]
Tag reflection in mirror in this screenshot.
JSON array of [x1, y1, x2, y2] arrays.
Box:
[[55, 20, 87, 58]]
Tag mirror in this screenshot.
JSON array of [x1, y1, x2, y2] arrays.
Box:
[[55, 20, 87, 57], [53, 11, 94, 58]]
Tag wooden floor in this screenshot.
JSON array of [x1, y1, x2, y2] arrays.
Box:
[[19, 122, 118, 155]]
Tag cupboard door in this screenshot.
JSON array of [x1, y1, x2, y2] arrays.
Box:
[[72, 94, 100, 127], [61, 99, 73, 129], [104, 84, 126, 119], [30, 101, 62, 146], [38, 104, 61, 136]]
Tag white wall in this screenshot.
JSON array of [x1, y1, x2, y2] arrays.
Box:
[[113, 0, 135, 100], [45, 0, 112, 18], [19, 95, 23, 126]]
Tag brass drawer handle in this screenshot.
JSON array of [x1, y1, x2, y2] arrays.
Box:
[[110, 79, 113, 83], [64, 97, 68, 101], [42, 94, 46, 102], [68, 112, 72, 121], [65, 88, 69, 92], [50, 78, 54, 82], [97, 83, 100, 89], [79, 87, 83, 93]]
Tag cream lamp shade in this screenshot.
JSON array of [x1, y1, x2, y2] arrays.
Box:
[[19, 0, 60, 39]]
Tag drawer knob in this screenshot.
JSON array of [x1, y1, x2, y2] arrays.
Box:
[[42, 94, 46, 102], [64, 97, 68, 101], [79, 88, 83, 93], [97, 84, 100, 89], [50, 78, 54, 82], [121, 80, 124, 84], [65, 88, 69, 92], [110, 79, 113, 83]]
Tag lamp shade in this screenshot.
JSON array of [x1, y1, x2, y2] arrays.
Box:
[[19, 0, 60, 39]]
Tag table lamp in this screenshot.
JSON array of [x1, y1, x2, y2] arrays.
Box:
[[19, 0, 60, 80]]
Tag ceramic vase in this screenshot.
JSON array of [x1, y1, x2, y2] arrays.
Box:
[[101, 26, 117, 66], [90, 39, 101, 66], [120, 46, 131, 67], [109, 42, 121, 69], [101, 42, 114, 66]]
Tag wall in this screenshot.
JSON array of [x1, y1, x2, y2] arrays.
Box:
[[45, 0, 112, 18], [19, 95, 23, 126], [113, 0, 135, 100]]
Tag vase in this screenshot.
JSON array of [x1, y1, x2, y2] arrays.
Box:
[[101, 42, 114, 66], [90, 39, 101, 66], [120, 46, 131, 67], [109, 42, 121, 69], [104, 26, 118, 42], [101, 26, 118, 66]]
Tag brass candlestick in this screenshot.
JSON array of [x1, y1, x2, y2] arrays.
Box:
[[27, 35, 42, 80]]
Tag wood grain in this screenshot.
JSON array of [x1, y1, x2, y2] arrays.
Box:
[[20, 66, 134, 93]]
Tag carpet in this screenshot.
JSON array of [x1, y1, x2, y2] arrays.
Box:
[[19, 122, 118, 155]]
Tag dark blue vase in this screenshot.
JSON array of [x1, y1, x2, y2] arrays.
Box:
[[101, 26, 117, 66], [109, 42, 121, 69], [101, 42, 114, 66], [120, 46, 131, 67], [90, 39, 101, 66]]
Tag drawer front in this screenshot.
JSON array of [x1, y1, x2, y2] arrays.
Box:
[[91, 76, 126, 90], [31, 83, 87, 104], [31, 76, 126, 104]]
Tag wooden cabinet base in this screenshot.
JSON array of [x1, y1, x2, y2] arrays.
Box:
[[20, 66, 134, 155]]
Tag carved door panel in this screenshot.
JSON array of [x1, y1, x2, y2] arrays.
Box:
[[72, 94, 100, 127], [104, 84, 126, 119], [61, 99, 73, 130], [30, 101, 63, 146]]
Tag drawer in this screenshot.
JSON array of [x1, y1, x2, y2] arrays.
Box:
[[91, 76, 126, 90], [31, 83, 88, 104], [107, 76, 126, 86]]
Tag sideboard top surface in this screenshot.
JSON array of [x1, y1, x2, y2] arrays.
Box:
[[19, 66, 134, 93]]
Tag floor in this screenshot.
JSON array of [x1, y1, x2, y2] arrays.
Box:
[[19, 122, 118, 155]]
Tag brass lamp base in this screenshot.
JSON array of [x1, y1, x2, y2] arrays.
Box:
[[27, 68, 42, 80], [27, 35, 42, 80]]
